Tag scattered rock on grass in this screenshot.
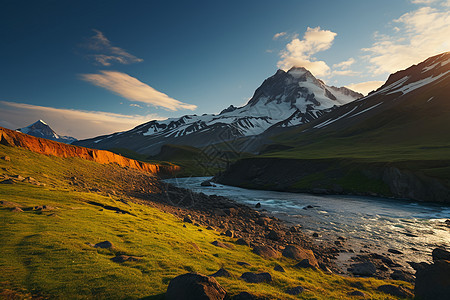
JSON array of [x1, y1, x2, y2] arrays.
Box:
[[377, 284, 413, 298], [282, 245, 318, 267], [235, 238, 249, 246], [1, 156, 11, 161], [111, 255, 141, 263], [294, 259, 317, 270], [166, 273, 227, 300], [240, 272, 272, 283], [237, 261, 250, 266], [285, 286, 304, 295], [273, 264, 285, 272], [210, 268, 231, 278], [232, 291, 264, 300], [252, 245, 280, 259], [94, 241, 113, 249], [347, 290, 365, 297], [211, 241, 234, 249], [11, 207, 24, 213], [183, 216, 193, 223]]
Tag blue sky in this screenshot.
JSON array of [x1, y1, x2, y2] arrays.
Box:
[[0, 0, 449, 139]]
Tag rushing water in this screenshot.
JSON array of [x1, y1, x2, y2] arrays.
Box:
[[165, 177, 450, 265]]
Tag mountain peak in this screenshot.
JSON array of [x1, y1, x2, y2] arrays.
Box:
[[17, 120, 77, 144], [286, 66, 311, 78]]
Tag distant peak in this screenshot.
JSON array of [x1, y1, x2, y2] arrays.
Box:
[[36, 119, 48, 125]]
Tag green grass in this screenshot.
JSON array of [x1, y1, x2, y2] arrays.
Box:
[[0, 145, 413, 299]]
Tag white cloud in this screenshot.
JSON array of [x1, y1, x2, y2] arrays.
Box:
[[80, 71, 197, 111], [333, 58, 355, 70], [85, 29, 143, 66], [411, 0, 436, 4], [273, 32, 287, 40], [363, 6, 450, 75], [129, 103, 142, 108], [346, 81, 385, 95], [277, 27, 337, 77], [0, 100, 164, 139]]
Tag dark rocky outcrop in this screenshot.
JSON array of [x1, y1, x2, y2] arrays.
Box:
[[166, 273, 227, 300], [415, 259, 450, 299], [94, 241, 113, 249], [285, 286, 304, 295], [377, 284, 413, 298], [349, 262, 376, 276], [210, 268, 231, 278]]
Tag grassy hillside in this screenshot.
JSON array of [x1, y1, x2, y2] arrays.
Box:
[[0, 145, 412, 299]]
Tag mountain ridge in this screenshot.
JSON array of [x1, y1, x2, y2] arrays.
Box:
[[17, 120, 78, 144], [74, 67, 362, 155]]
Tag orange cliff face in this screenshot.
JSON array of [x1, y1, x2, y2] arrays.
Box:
[[0, 127, 180, 177]]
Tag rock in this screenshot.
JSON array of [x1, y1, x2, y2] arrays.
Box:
[[1, 156, 11, 161], [273, 264, 285, 272], [94, 241, 113, 249], [235, 238, 249, 246], [415, 259, 450, 300], [111, 255, 141, 263], [0, 179, 15, 184], [11, 207, 23, 213], [211, 241, 234, 249], [232, 292, 264, 300], [377, 284, 413, 298], [200, 180, 213, 187], [347, 290, 365, 297], [255, 202, 261, 208], [349, 262, 376, 276], [285, 286, 304, 295], [252, 245, 281, 259], [206, 226, 214, 230], [12, 175, 25, 181], [388, 248, 403, 255], [166, 273, 227, 300], [225, 230, 234, 238], [390, 270, 415, 282], [282, 245, 318, 267], [237, 261, 250, 266], [240, 272, 272, 283], [210, 268, 231, 278], [408, 261, 429, 271], [255, 217, 271, 226], [312, 232, 320, 238], [432, 247, 450, 262], [183, 216, 193, 223], [266, 230, 282, 241], [293, 259, 316, 270]]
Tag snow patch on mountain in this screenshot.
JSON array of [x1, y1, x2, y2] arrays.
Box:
[[17, 120, 77, 144]]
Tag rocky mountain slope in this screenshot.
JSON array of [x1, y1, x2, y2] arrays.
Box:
[[17, 120, 77, 144], [216, 52, 450, 203], [0, 126, 179, 176], [74, 67, 362, 155]]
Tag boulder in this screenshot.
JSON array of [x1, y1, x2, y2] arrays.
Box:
[[235, 238, 249, 246], [94, 241, 113, 249], [225, 230, 234, 238], [255, 202, 261, 208], [252, 245, 281, 259], [183, 216, 193, 223], [285, 286, 304, 295], [377, 284, 413, 298], [232, 292, 264, 300], [273, 264, 285, 272], [432, 247, 450, 262], [282, 245, 318, 267], [415, 259, 450, 300], [293, 259, 316, 270], [166, 273, 227, 300], [388, 248, 403, 255], [240, 272, 272, 283], [347, 290, 365, 297], [267, 230, 282, 241], [210, 268, 231, 278], [237, 261, 250, 266], [349, 262, 376, 276], [111, 255, 141, 263], [200, 180, 213, 187], [211, 241, 234, 249]]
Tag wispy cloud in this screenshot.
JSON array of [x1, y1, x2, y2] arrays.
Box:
[[345, 81, 384, 95], [80, 71, 197, 111], [0, 100, 164, 139], [277, 27, 337, 77], [84, 29, 143, 66], [273, 32, 287, 40], [411, 0, 436, 4], [362, 5, 450, 75], [333, 58, 355, 70]]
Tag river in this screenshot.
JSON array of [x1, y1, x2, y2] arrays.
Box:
[[165, 176, 450, 267]]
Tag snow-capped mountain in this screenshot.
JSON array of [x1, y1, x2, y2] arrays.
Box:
[[295, 51, 450, 133], [74, 67, 362, 155], [17, 120, 78, 144]]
